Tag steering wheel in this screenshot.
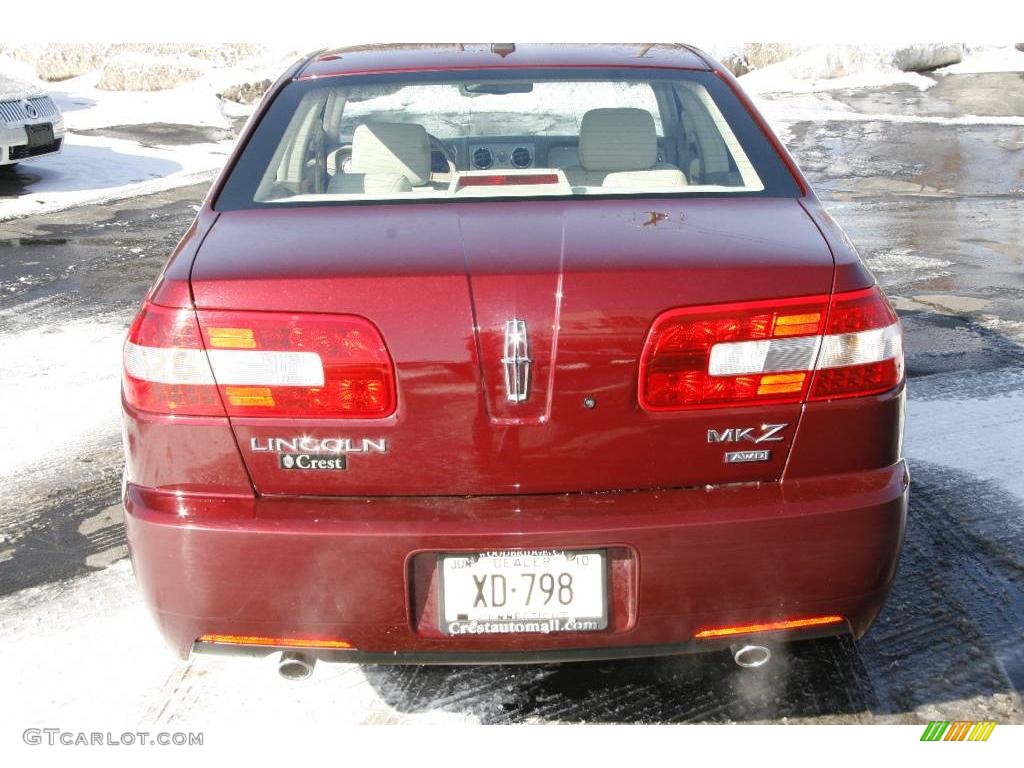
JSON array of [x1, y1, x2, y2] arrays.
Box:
[[329, 133, 456, 177], [427, 133, 457, 175]]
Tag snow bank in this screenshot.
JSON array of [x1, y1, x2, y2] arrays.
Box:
[[34, 43, 109, 81], [739, 45, 949, 94], [97, 52, 205, 92], [1, 43, 270, 82], [702, 43, 965, 88]]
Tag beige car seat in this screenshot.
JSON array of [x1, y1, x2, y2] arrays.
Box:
[[563, 108, 687, 190], [328, 121, 434, 194]]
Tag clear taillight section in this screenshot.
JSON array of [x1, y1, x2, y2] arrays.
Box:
[[123, 303, 222, 415], [639, 286, 903, 411], [123, 302, 395, 418], [809, 287, 903, 400]]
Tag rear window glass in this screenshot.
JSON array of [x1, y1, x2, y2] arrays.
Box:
[[216, 68, 800, 210]]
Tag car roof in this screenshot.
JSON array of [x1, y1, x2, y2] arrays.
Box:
[[299, 43, 712, 80]]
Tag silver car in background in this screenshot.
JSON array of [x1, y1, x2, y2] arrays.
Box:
[[0, 76, 65, 169]]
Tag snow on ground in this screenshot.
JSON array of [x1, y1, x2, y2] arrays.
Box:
[[906, 368, 1024, 505], [0, 559, 477, 727], [0, 318, 124, 478], [50, 70, 233, 131], [0, 132, 230, 220], [940, 44, 1024, 74]]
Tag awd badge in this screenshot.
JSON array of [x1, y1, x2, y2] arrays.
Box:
[[724, 450, 771, 464]]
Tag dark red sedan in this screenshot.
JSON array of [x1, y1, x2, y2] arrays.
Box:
[[121, 43, 907, 675]]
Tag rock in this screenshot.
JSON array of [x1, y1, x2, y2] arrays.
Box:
[[97, 52, 205, 91], [1016, 43, 1024, 52], [892, 44, 963, 72], [718, 53, 749, 77], [702, 44, 748, 77], [219, 79, 273, 105]]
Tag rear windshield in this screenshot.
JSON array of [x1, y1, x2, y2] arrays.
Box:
[[216, 68, 800, 210]]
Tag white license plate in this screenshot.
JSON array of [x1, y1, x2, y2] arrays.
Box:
[[438, 549, 607, 635]]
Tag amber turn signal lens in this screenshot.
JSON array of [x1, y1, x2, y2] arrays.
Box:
[[225, 386, 275, 407], [772, 312, 821, 337], [756, 372, 806, 396], [207, 327, 257, 348]]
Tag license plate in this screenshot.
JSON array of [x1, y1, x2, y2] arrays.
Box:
[[26, 123, 54, 149], [438, 549, 607, 635]]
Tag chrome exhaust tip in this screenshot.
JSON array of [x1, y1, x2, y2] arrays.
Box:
[[278, 651, 315, 681], [730, 643, 771, 668]]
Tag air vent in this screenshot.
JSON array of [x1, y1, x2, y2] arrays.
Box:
[[472, 147, 493, 170], [430, 150, 448, 173], [511, 146, 532, 168]]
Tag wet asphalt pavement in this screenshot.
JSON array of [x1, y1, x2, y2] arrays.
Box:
[[0, 71, 1021, 724]]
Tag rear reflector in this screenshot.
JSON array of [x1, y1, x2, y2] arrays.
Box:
[[639, 286, 902, 410], [123, 303, 396, 418], [198, 634, 352, 649], [694, 615, 845, 639]]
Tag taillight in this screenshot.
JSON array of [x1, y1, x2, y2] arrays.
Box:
[[808, 287, 903, 401], [123, 303, 223, 416], [123, 303, 396, 418], [198, 310, 395, 417], [639, 286, 902, 411]]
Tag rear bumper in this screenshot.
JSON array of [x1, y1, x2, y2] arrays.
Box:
[[124, 461, 908, 662]]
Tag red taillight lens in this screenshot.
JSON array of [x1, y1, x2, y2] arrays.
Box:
[[123, 303, 224, 416], [197, 310, 395, 418], [123, 303, 396, 418], [639, 286, 903, 411], [639, 295, 829, 410]]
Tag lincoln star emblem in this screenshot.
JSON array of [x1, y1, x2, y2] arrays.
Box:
[[501, 319, 532, 403], [22, 100, 38, 119]]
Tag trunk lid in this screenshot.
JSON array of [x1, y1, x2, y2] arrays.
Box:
[[191, 197, 835, 496]]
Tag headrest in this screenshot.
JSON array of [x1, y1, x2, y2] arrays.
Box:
[[579, 108, 658, 172], [351, 122, 431, 186]]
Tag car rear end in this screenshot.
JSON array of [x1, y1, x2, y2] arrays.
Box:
[[121, 44, 907, 664]]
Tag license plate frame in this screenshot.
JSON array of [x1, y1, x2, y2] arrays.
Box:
[[437, 549, 608, 636], [25, 122, 54, 149]]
